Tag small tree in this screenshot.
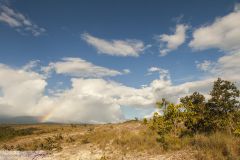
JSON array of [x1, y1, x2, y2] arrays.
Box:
[[207, 78, 240, 132], [143, 118, 148, 124], [162, 103, 183, 136], [180, 92, 206, 133], [150, 101, 183, 138]]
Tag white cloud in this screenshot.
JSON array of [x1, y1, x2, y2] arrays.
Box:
[[144, 108, 162, 119], [147, 60, 240, 103], [189, 6, 240, 52], [123, 69, 131, 74], [196, 60, 215, 72], [34, 77, 155, 123], [148, 67, 162, 72], [42, 57, 123, 78], [196, 52, 240, 80], [35, 80, 126, 123], [0, 5, 45, 36], [0, 60, 156, 123], [1, 55, 240, 123], [147, 67, 171, 83], [187, 4, 240, 100], [22, 60, 40, 71], [0, 61, 213, 122], [156, 24, 188, 56], [0, 63, 126, 123], [81, 33, 149, 57], [0, 64, 46, 117], [148, 67, 169, 75], [156, 78, 215, 102]]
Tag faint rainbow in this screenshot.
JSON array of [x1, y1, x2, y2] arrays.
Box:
[[38, 107, 58, 123]]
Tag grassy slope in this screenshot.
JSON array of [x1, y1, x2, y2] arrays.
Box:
[[0, 121, 239, 160]]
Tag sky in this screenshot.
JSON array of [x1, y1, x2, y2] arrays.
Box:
[[0, 0, 240, 123]]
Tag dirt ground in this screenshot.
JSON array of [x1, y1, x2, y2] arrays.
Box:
[[0, 122, 196, 160]]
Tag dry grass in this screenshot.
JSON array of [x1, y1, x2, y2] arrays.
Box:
[[0, 124, 88, 151], [191, 132, 240, 160], [81, 121, 163, 155], [0, 122, 239, 160]]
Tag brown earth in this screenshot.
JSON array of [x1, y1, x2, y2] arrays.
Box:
[[0, 121, 197, 160]]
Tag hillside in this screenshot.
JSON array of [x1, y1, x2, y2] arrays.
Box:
[[0, 121, 198, 160], [0, 121, 239, 160]]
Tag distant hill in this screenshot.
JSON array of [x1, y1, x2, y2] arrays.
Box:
[[0, 116, 39, 124]]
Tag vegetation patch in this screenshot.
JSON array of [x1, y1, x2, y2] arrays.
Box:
[[146, 78, 240, 159], [0, 126, 38, 142]]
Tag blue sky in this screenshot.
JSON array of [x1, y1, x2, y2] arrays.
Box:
[[0, 0, 240, 123]]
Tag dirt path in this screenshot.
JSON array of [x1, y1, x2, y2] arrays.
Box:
[[0, 146, 195, 160]]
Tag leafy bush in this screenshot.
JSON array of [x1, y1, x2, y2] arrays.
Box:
[[148, 78, 240, 158], [150, 78, 240, 137], [143, 118, 147, 124]]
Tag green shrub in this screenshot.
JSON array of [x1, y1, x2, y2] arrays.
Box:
[[148, 78, 240, 159], [143, 118, 148, 125]]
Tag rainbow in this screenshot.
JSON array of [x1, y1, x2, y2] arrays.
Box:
[[38, 107, 58, 123]]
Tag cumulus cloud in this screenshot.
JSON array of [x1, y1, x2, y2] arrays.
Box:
[[81, 33, 149, 57], [186, 4, 240, 103], [0, 61, 159, 123], [0, 5, 45, 36], [1, 55, 240, 123], [189, 5, 240, 52], [146, 66, 202, 102], [36, 74, 162, 123], [194, 52, 240, 103], [156, 24, 188, 56], [0, 64, 46, 117], [42, 57, 123, 78], [156, 78, 215, 102], [0, 61, 216, 122], [0, 63, 126, 123], [35, 80, 126, 123], [196, 52, 240, 80], [37, 78, 154, 123], [147, 62, 240, 103], [215, 53, 240, 81]]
